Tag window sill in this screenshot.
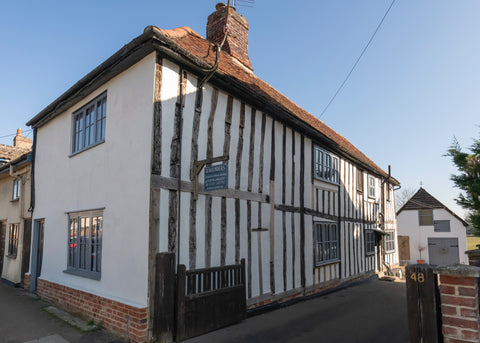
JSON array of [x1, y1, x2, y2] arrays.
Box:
[[10, 198, 19, 202], [315, 259, 340, 267], [63, 268, 101, 281], [365, 252, 375, 256], [6, 254, 17, 259], [313, 177, 339, 186], [69, 140, 105, 158]]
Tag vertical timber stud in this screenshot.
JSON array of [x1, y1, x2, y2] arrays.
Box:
[[154, 253, 175, 343], [269, 120, 276, 294], [405, 264, 442, 343], [148, 54, 162, 340], [300, 135, 305, 289], [282, 124, 287, 292], [234, 103, 245, 264], [247, 108, 256, 298]]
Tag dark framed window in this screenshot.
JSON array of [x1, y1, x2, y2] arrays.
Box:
[[419, 209, 433, 226], [368, 176, 375, 198], [313, 145, 339, 184], [72, 93, 107, 154], [8, 223, 19, 257], [356, 169, 363, 193], [434, 220, 450, 232], [12, 178, 20, 200], [365, 230, 375, 255], [386, 185, 391, 202], [66, 210, 103, 280], [314, 222, 339, 265], [384, 231, 395, 252]]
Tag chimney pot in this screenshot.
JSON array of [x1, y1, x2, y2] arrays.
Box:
[[13, 128, 32, 149], [16, 128, 22, 137]]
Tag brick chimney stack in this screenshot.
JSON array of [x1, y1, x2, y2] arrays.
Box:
[[207, 3, 252, 71], [14, 128, 32, 149]]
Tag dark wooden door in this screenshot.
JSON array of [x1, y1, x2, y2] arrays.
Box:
[[21, 219, 32, 285], [0, 221, 5, 277], [30, 220, 44, 292]]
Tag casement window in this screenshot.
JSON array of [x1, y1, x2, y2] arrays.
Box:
[[419, 209, 433, 226], [66, 210, 103, 280], [8, 224, 19, 257], [384, 231, 395, 252], [434, 220, 450, 232], [72, 93, 107, 154], [365, 230, 375, 255], [368, 176, 376, 198], [356, 169, 363, 193], [313, 146, 339, 184], [314, 222, 339, 265], [12, 178, 20, 200], [386, 184, 391, 202]]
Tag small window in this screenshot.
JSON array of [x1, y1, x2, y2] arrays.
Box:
[[8, 224, 19, 257], [72, 93, 107, 154], [386, 185, 391, 202], [368, 176, 376, 198], [419, 209, 433, 226], [313, 146, 339, 184], [434, 220, 450, 232], [365, 230, 375, 255], [12, 179, 20, 200], [314, 222, 339, 265], [384, 231, 395, 252], [66, 210, 103, 280], [356, 169, 363, 193]]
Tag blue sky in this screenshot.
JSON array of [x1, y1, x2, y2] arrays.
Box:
[[1, 0, 478, 216]]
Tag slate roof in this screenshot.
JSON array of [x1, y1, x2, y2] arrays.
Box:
[[397, 187, 469, 226], [26, 25, 399, 184]]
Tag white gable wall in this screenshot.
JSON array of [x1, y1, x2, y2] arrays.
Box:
[[32, 53, 156, 307], [397, 208, 467, 265]]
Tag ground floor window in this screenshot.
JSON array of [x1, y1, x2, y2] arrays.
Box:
[[384, 230, 395, 252], [365, 230, 375, 255], [66, 210, 103, 280], [8, 223, 19, 257], [314, 222, 338, 265]]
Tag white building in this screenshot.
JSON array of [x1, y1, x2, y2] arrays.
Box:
[[397, 187, 468, 265], [24, 5, 400, 342]]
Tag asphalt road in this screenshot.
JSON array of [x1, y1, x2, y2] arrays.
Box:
[[185, 278, 408, 343]]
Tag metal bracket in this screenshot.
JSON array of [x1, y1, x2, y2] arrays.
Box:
[[193, 155, 229, 200]]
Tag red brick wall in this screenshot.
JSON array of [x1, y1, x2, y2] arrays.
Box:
[[438, 274, 480, 343], [23, 274, 30, 291], [37, 278, 148, 343]]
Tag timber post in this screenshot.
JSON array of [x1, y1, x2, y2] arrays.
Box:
[[153, 252, 176, 343]]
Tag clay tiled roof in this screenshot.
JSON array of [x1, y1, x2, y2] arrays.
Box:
[[0, 144, 30, 162], [157, 27, 398, 183]]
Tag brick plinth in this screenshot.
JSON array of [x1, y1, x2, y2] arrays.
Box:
[[23, 274, 30, 291], [37, 279, 148, 343], [437, 268, 480, 343]]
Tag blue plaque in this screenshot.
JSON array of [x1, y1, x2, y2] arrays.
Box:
[[204, 162, 228, 191]]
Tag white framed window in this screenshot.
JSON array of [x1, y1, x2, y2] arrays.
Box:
[[72, 93, 107, 154], [12, 178, 20, 200], [419, 209, 433, 226], [384, 231, 395, 252], [368, 176, 376, 198], [356, 169, 363, 193], [66, 210, 103, 280], [313, 145, 339, 184], [314, 222, 339, 265], [8, 223, 19, 258], [365, 230, 375, 255]]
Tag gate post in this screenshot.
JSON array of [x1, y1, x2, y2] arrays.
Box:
[[153, 252, 175, 343], [405, 263, 442, 343]]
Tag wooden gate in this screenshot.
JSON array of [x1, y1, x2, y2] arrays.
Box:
[[176, 259, 246, 341]]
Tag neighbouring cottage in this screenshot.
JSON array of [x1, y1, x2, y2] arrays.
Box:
[[24, 4, 399, 342], [397, 187, 468, 266], [0, 129, 32, 287]]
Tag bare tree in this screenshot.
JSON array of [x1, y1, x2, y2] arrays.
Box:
[[395, 187, 417, 211]]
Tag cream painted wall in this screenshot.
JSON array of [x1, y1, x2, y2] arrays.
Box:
[[32, 53, 156, 307], [397, 208, 468, 265], [0, 163, 31, 284]]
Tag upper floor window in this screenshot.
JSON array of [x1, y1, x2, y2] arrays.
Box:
[[384, 231, 395, 252], [314, 222, 339, 265], [368, 176, 375, 198], [8, 223, 19, 258], [313, 146, 339, 184], [419, 209, 433, 226], [434, 220, 450, 232], [356, 169, 363, 193], [386, 184, 391, 201], [72, 93, 107, 154], [12, 178, 20, 200], [66, 209, 103, 280], [365, 230, 375, 255]]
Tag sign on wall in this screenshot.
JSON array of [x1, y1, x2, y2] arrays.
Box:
[[204, 162, 228, 191]]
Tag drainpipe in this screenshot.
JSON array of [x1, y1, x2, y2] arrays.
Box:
[[28, 128, 37, 214]]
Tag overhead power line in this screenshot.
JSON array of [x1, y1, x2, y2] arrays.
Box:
[[318, 0, 397, 119], [0, 129, 33, 140]]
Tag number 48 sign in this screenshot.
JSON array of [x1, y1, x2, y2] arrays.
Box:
[[410, 272, 425, 283]]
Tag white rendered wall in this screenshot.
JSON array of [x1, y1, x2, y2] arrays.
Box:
[[31, 53, 156, 307], [397, 208, 468, 265]]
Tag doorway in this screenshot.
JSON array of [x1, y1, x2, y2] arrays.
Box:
[[0, 221, 5, 277], [30, 219, 44, 293], [428, 237, 459, 266]]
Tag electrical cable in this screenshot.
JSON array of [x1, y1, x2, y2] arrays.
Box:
[[0, 129, 33, 140], [318, 0, 397, 119]]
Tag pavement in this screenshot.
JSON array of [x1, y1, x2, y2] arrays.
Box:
[[0, 281, 123, 343], [0, 277, 408, 343], [185, 277, 409, 343]]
